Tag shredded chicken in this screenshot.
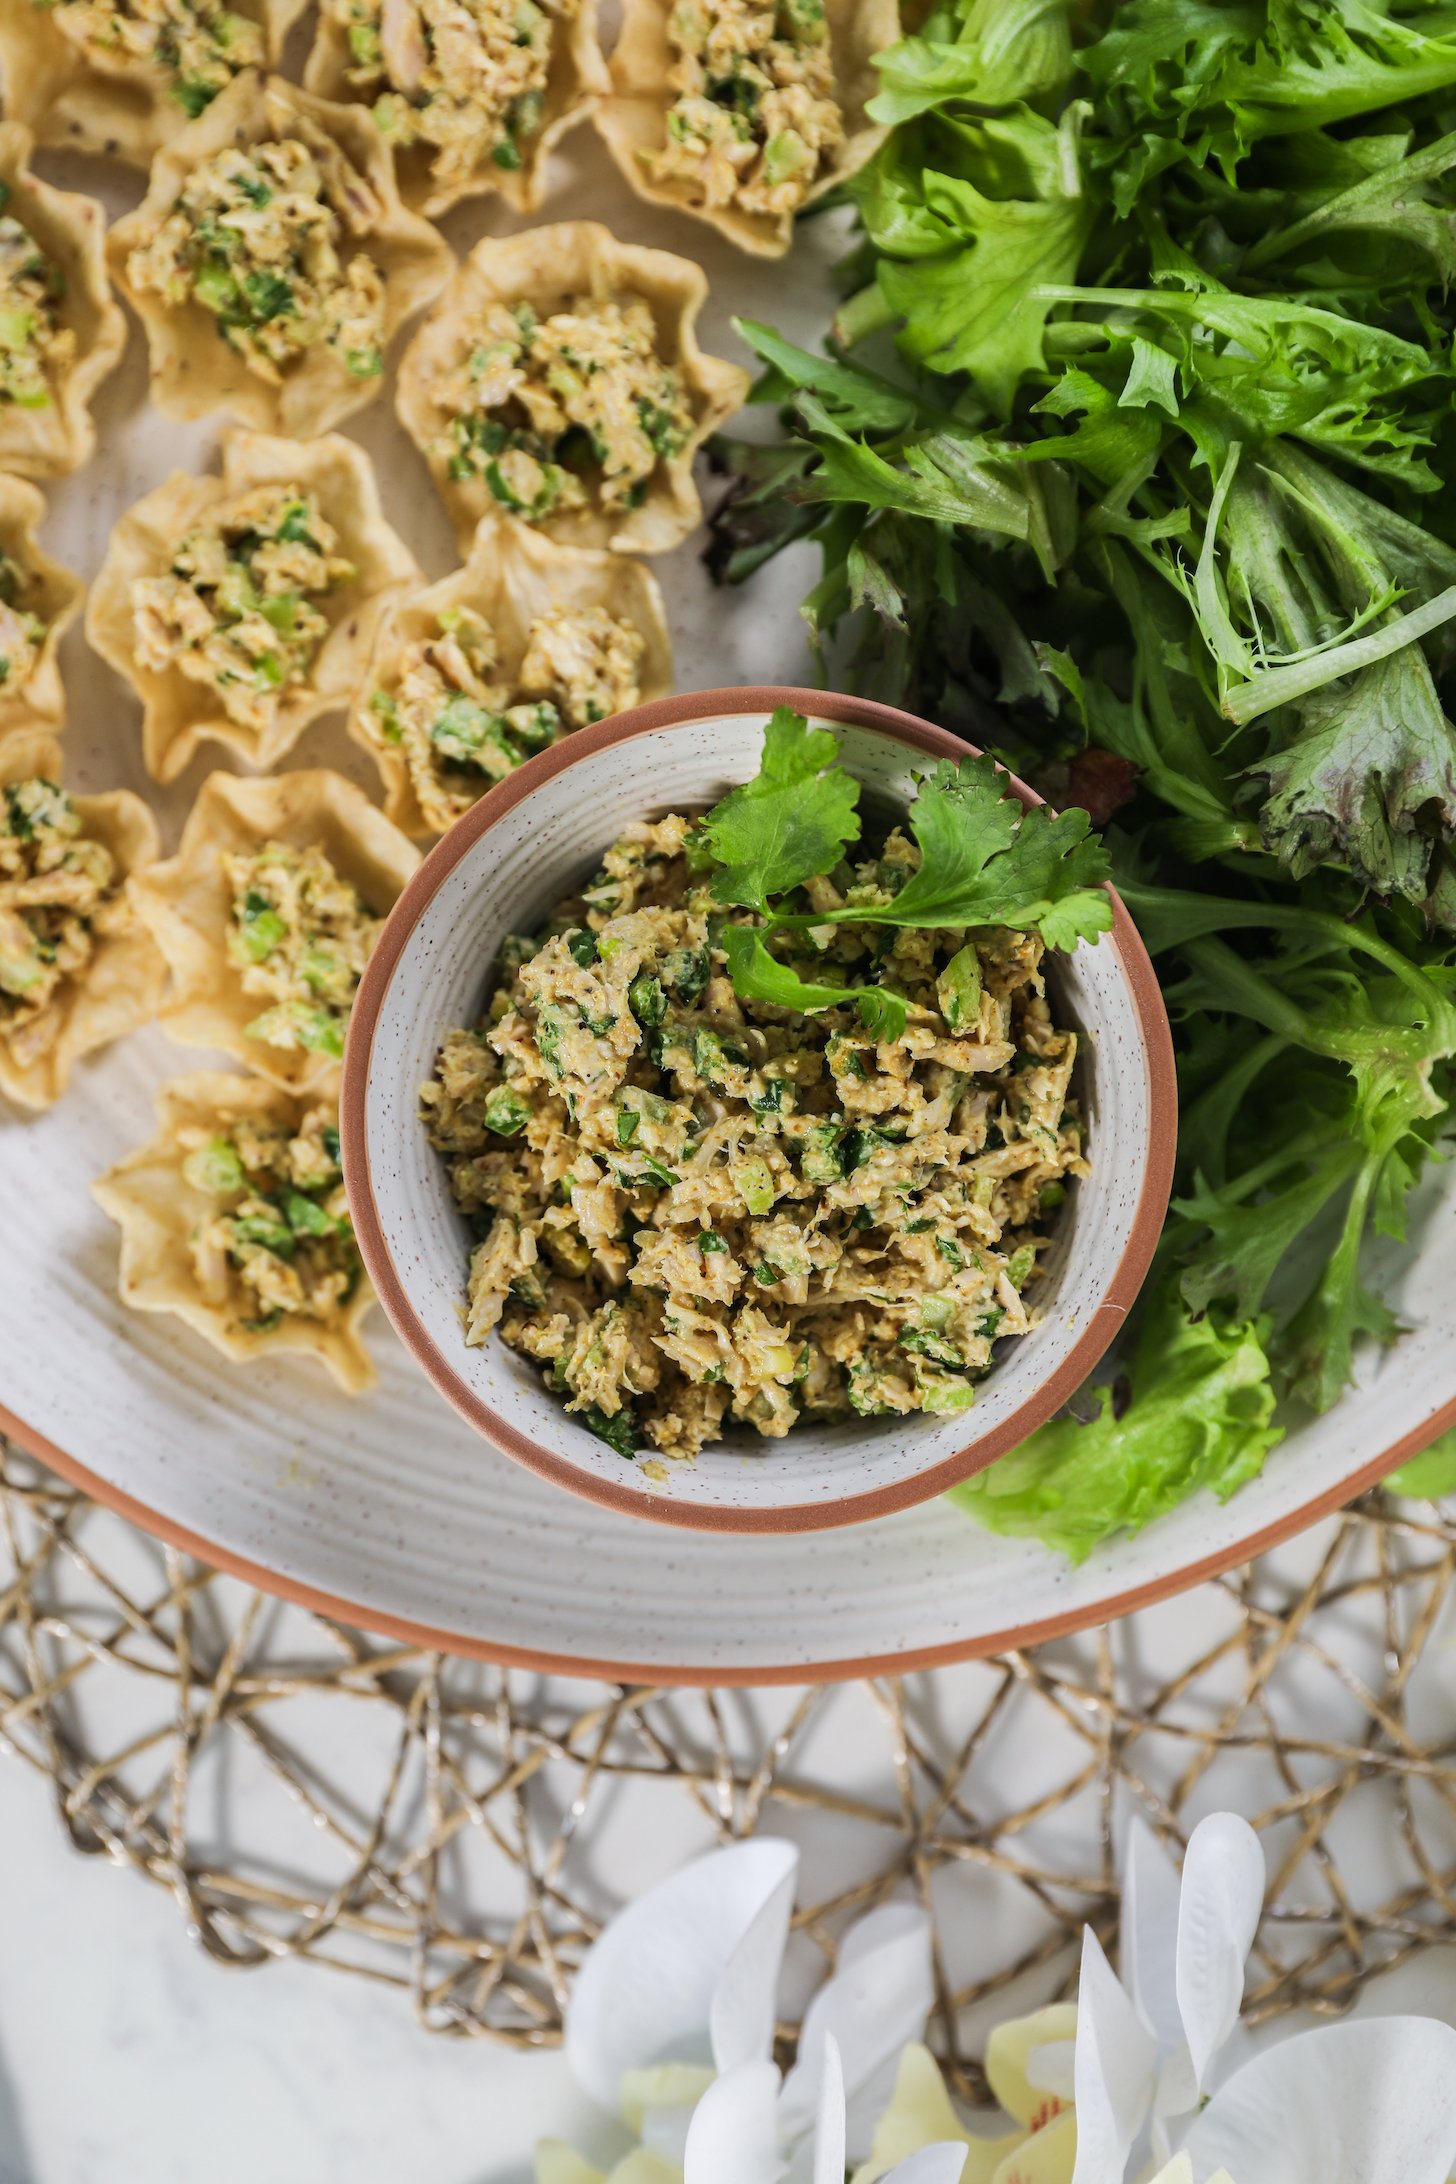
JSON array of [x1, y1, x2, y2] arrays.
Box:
[[0, 773, 123, 1071], [46, 0, 264, 114], [329, 0, 576, 193], [434, 296, 694, 524], [0, 203, 75, 413], [181, 1101, 363, 1331], [125, 131, 388, 383], [365, 599, 646, 829], [131, 486, 354, 731], [644, 0, 843, 219], [224, 840, 382, 1061], [421, 814, 1088, 1462]]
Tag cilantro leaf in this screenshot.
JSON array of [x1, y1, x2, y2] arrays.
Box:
[[800, 757, 1113, 948], [701, 706, 861, 910], [720, 925, 908, 1041]]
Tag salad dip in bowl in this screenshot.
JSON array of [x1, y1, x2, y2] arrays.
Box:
[[342, 689, 1175, 1532]]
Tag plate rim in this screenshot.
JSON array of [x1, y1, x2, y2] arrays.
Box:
[[6, 1388, 1450, 1686], [341, 681, 1179, 1532]]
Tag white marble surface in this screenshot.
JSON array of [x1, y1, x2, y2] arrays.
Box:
[[0, 1756, 615, 2184]]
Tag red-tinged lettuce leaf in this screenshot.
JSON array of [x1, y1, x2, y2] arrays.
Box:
[[948, 1279, 1281, 1563]]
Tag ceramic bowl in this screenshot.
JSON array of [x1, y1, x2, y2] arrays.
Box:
[[341, 687, 1176, 1533]]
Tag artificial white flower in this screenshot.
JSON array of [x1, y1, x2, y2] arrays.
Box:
[[557, 1839, 963, 2183], [1071, 1815, 1456, 2184]]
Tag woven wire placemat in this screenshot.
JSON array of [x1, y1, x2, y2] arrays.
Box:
[[3, 1437, 1454, 2101]]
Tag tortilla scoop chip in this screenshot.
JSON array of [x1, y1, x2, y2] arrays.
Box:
[[86, 429, 422, 786], [350, 510, 674, 835], [0, 473, 83, 740], [92, 1070, 377, 1392], [0, 727, 165, 1112], [107, 73, 456, 437], [304, 0, 610, 218], [0, 123, 125, 477], [0, 0, 306, 166], [395, 219, 749, 555], [127, 767, 420, 1094], [595, 0, 898, 257]]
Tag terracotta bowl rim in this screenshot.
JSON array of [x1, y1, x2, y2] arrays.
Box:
[[340, 683, 1178, 1534]]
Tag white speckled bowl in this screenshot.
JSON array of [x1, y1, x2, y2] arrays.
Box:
[[342, 688, 1176, 1532]]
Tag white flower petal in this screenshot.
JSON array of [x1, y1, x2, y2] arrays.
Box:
[[1070, 1927, 1159, 2184], [684, 2060, 786, 2184], [883, 2147, 975, 2184], [1123, 1819, 1184, 2051], [566, 1840, 799, 2111], [1174, 1816, 1264, 2093], [847, 2043, 977, 2184], [712, 1851, 801, 2075], [639, 2106, 698, 2163], [1026, 2039, 1077, 2101], [1141, 2159, 1194, 2184], [1182, 2018, 1456, 2184], [814, 2034, 848, 2184], [779, 1903, 935, 2155], [986, 2006, 1079, 2128]]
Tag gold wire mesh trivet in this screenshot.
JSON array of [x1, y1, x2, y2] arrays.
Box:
[[3, 1436, 1455, 2102]]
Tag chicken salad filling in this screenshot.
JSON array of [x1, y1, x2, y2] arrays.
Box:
[[125, 132, 388, 384], [0, 197, 75, 414], [420, 708, 1112, 1466], [131, 486, 355, 731], [44, 0, 264, 115], [644, 0, 843, 221], [437, 296, 694, 524], [364, 598, 647, 829], [0, 773, 122, 1071], [331, 0, 571, 193], [0, 553, 48, 693], [225, 839, 382, 1061], [181, 1100, 363, 1332]]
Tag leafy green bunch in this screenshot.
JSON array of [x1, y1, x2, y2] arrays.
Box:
[[702, 705, 1111, 1039], [709, 0, 1456, 1554]]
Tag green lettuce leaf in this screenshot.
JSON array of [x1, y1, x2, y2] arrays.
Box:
[[949, 1278, 1282, 1562], [1385, 1427, 1456, 1499]]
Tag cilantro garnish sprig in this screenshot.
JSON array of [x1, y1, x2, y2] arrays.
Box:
[[700, 706, 1111, 1039]]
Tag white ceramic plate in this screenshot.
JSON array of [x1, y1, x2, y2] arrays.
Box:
[[4, 125, 1453, 1681]]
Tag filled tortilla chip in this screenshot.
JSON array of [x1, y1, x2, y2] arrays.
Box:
[[395, 220, 748, 553], [304, 0, 609, 218], [0, 123, 126, 476], [0, 475, 83, 739], [0, 726, 165, 1111], [0, 0, 306, 166], [108, 72, 455, 436], [93, 1071, 377, 1392], [350, 510, 672, 835], [128, 767, 419, 1094], [596, 0, 897, 257], [87, 430, 420, 784]]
